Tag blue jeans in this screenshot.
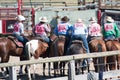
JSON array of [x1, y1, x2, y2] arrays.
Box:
[[104, 35, 115, 40], [13, 34, 28, 45], [36, 35, 50, 43], [69, 34, 90, 53], [13, 34, 28, 56]]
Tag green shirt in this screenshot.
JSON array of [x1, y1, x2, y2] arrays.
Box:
[[102, 22, 120, 38]]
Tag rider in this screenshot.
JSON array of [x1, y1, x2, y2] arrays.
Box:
[[54, 16, 73, 54], [102, 16, 120, 41], [13, 15, 28, 55], [69, 18, 90, 53], [87, 17, 102, 42], [32, 16, 51, 43]]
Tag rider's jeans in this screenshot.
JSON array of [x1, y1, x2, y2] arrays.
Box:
[[104, 35, 115, 40], [70, 34, 90, 53]]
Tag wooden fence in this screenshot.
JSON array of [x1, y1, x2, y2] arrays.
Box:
[[0, 50, 120, 80]]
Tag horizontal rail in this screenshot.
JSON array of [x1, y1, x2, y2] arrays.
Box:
[[0, 50, 120, 68]]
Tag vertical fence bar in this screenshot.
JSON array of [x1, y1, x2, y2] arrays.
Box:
[[68, 60, 75, 80], [9, 66, 17, 80]]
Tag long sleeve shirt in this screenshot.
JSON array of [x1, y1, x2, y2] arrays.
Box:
[[88, 22, 102, 37], [54, 22, 72, 36], [102, 22, 120, 38], [72, 22, 88, 36], [13, 22, 24, 36], [33, 23, 51, 36]]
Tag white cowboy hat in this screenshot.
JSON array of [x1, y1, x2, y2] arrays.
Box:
[[106, 16, 114, 22], [89, 17, 97, 22], [17, 15, 25, 21], [76, 18, 82, 23], [39, 17, 48, 23]]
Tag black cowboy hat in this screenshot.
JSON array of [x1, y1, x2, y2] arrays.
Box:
[[61, 16, 70, 22]]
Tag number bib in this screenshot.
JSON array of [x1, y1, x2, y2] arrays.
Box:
[[104, 23, 114, 31], [58, 23, 67, 32], [14, 23, 20, 32], [35, 24, 45, 34]]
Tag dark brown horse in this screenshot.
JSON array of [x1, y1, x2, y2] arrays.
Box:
[[64, 40, 86, 74], [105, 40, 120, 71], [89, 37, 107, 72], [49, 35, 66, 76]]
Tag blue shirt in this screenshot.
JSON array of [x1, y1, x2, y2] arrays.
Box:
[[54, 22, 73, 36]]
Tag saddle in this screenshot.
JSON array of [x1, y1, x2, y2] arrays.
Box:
[[8, 36, 23, 48], [34, 37, 45, 42], [104, 38, 119, 42], [89, 36, 102, 44], [50, 34, 58, 42], [71, 40, 85, 49]]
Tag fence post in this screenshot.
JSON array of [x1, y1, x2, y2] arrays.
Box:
[[68, 60, 75, 80], [9, 66, 17, 80]]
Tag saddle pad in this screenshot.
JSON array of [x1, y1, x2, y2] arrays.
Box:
[[8, 36, 23, 48], [15, 41, 23, 48]]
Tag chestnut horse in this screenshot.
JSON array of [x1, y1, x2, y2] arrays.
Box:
[[0, 36, 48, 79], [105, 40, 120, 71], [89, 37, 107, 72]]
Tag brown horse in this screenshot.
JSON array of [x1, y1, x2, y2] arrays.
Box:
[[105, 40, 120, 71], [0, 36, 48, 79], [49, 35, 66, 76], [0, 37, 23, 76], [89, 37, 107, 72], [64, 40, 86, 74]]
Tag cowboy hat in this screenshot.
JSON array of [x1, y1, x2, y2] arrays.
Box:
[[39, 17, 48, 23], [106, 16, 114, 22], [76, 18, 82, 23], [89, 17, 97, 22], [17, 15, 25, 21], [61, 16, 70, 22]]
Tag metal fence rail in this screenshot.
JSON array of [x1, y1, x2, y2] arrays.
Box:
[[0, 50, 120, 80]]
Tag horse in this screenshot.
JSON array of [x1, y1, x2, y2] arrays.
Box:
[[49, 34, 66, 76], [105, 40, 120, 71], [25, 39, 48, 79], [88, 37, 107, 72], [0, 36, 24, 77], [0, 35, 48, 79], [64, 40, 87, 74]]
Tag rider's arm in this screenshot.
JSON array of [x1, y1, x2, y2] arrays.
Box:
[[44, 24, 51, 33], [32, 26, 36, 36], [19, 23, 24, 36], [114, 23, 120, 38], [53, 26, 58, 36]]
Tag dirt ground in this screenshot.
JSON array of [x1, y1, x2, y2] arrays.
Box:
[[0, 56, 95, 80]]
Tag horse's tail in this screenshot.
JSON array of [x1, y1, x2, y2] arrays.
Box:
[[25, 42, 31, 60], [97, 43, 105, 71], [98, 44, 102, 52]]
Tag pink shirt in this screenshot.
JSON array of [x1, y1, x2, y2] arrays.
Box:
[[88, 23, 102, 36]]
